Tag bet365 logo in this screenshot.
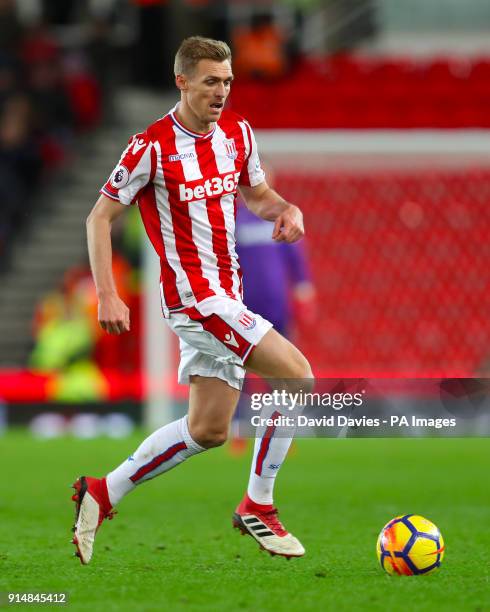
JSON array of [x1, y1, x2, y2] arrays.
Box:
[[179, 172, 240, 202]]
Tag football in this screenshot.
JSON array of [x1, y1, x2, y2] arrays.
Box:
[[376, 515, 445, 575]]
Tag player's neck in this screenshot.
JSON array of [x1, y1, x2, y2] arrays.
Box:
[[175, 101, 213, 135]]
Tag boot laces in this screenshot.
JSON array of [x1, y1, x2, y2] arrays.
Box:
[[262, 507, 287, 536]]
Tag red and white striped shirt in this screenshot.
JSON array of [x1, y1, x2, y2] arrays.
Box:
[[101, 103, 265, 312]]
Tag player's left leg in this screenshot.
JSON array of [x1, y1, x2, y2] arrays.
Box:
[[106, 376, 240, 501], [229, 319, 289, 457], [233, 328, 313, 558]]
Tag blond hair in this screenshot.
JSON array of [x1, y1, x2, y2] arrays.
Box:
[[174, 36, 232, 76]]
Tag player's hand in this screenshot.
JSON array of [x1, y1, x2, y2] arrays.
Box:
[[272, 205, 304, 243], [98, 294, 130, 334]]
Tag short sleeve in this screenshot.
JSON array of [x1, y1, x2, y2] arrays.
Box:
[[239, 121, 266, 187], [101, 132, 153, 205]]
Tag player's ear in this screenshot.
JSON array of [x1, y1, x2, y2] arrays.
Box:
[[175, 74, 187, 91]]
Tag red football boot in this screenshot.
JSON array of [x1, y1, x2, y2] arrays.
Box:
[[232, 494, 305, 558], [71, 476, 115, 564]]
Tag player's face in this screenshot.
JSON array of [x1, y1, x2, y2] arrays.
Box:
[[181, 59, 233, 127]]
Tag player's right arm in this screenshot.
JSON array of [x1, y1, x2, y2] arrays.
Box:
[[90, 129, 153, 334], [86, 194, 130, 335]]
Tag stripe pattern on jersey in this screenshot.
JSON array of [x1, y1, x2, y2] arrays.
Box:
[[158, 125, 214, 306], [100, 107, 264, 311], [195, 133, 235, 298]]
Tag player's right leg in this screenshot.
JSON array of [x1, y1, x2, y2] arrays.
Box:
[[70, 412, 205, 564], [71, 476, 115, 564], [71, 375, 239, 565]]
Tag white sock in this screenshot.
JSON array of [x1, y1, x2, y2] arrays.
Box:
[[247, 406, 295, 505], [106, 415, 205, 506]]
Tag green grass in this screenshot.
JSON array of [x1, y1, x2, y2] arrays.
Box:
[[0, 431, 489, 611]]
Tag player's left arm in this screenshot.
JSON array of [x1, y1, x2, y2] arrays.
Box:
[[239, 181, 304, 243]]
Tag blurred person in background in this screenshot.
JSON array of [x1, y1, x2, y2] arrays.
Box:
[[62, 51, 102, 129], [0, 0, 23, 56], [24, 28, 75, 163], [0, 53, 20, 109], [232, 12, 289, 80], [30, 241, 140, 402], [0, 5, 100, 231], [85, 14, 117, 122], [0, 1, 30, 258], [0, 92, 42, 262], [236, 162, 315, 339], [29, 268, 108, 404], [0, 1, 111, 269], [230, 162, 316, 453]]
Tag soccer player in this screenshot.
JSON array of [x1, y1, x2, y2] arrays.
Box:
[[71, 36, 314, 564]]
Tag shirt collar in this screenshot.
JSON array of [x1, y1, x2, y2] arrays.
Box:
[[169, 103, 216, 140]]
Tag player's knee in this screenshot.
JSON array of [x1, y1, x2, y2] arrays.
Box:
[[198, 431, 228, 449], [304, 362, 315, 392], [189, 426, 228, 449], [301, 368, 315, 395], [288, 354, 315, 393]]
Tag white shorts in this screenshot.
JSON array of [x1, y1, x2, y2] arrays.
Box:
[[165, 295, 273, 390]]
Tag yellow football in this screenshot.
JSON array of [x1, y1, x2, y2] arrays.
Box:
[[376, 515, 445, 575]]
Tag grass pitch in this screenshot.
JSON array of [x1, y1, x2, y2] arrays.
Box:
[[0, 430, 489, 611]]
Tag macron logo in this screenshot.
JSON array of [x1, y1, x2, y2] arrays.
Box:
[[169, 152, 195, 162], [179, 172, 240, 202], [224, 331, 239, 348]]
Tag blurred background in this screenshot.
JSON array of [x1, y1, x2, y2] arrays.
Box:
[[0, 0, 489, 437]]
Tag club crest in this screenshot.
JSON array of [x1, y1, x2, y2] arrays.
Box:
[[237, 310, 256, 330], [223, 138, 238, 160]]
